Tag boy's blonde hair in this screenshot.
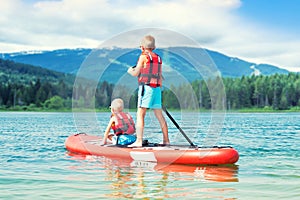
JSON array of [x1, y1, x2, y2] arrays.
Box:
[[110, 98, 124, 113], [141, 35, 156, 50]]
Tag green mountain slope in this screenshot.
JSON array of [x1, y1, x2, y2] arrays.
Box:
[[0, 58, 74, 85]]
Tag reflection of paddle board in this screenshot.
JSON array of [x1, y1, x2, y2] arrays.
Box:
[[67, 152, 239, 182], [65, 133, 239, 165], [154, 163, 239, 182]]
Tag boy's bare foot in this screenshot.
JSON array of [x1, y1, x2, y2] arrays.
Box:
[[127, 142, 142, 148], [159, 141, 170, 146]]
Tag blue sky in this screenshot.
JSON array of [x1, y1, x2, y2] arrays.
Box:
[[237, 0, 300, 34], [0, 0, 299, 72]]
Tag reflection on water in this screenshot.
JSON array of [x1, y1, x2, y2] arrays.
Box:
[[131, 160, 239, 183], [2, 112, 299, 199], [68, 153, 238, 199]]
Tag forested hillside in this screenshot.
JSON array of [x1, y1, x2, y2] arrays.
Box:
[[0, 58, 75, 85], [0, 58, 112, 110], [0, 58, 299, 111]]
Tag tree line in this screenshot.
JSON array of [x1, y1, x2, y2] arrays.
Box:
[[1, 73, 299, 111], [224, 73, 300, 110]]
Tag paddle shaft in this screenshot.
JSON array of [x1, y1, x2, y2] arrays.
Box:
[[162, 106, 196, 147]]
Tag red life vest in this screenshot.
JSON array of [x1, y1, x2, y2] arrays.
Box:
[[138, 51, 162, 87], [112, 112, 135, 136]]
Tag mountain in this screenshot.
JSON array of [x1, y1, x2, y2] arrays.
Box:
[[1, 49, 90, 74], [1, 47, 289, 83], [0, 58, 75, 85]]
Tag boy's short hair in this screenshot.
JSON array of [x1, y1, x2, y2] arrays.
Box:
[[110, 98, 124, 112], [141, 35, 156, 49]]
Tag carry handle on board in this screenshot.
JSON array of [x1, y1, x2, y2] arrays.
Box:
[[162, 106, 196, 147]]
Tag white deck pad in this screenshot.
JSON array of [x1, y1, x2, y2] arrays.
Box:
[[130, 151, 157, 162]]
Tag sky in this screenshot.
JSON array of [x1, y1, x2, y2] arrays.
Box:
[[0, 0, 300, 72]]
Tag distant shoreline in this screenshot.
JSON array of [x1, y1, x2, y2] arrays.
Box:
[[1, 106, 299, 113]]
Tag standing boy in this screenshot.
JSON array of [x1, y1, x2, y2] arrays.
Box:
[[127, 35, 170, 147]]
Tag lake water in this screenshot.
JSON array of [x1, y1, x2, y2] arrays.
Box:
[[0, 112, 299, 199]]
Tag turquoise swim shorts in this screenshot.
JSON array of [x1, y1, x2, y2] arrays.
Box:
[[138, 85, 162, 109]]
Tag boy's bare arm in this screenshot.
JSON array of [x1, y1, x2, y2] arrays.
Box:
[[101, 117, 115, 145], [127, 55, 145, 76]]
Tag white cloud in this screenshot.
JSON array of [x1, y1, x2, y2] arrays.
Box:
[[0, 0, 299, 71]]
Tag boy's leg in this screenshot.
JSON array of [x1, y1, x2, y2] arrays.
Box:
[[128, 107, 147, 147], [154, 109, 170, 145]]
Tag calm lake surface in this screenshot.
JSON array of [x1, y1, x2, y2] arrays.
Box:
[[0, 112, 299, 199]]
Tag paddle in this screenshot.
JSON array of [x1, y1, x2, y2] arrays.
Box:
[[162, 106, 196, 147]]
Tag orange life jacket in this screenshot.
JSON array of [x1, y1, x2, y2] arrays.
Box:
[[112, 112, 135, 136], [138, 51, 162, 87]]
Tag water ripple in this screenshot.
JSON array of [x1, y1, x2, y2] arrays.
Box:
[[1, 112, 299, 199]]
